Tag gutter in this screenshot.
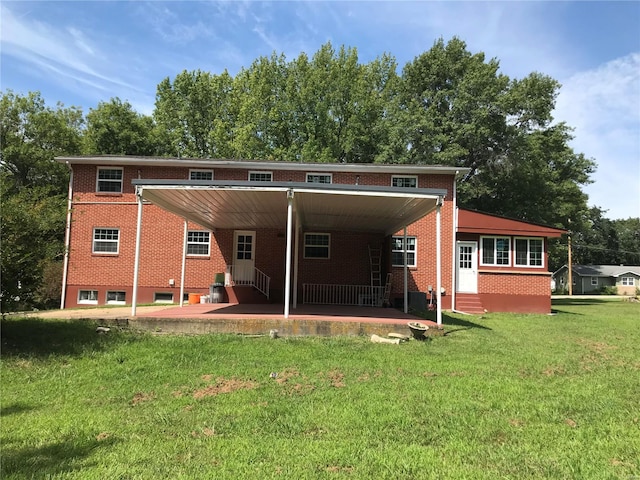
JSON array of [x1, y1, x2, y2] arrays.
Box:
[[60, 162, 73, 309]]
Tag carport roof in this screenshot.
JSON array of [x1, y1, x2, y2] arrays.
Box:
[[132, 179, 447, 235]]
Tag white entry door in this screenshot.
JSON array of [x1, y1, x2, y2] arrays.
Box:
[[456, 241, 478, 293], [233, 231, 255, 285]]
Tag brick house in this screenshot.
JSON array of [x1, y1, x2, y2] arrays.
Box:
[[57, 156, 564, 322]]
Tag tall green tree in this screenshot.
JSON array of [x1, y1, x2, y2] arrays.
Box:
[[1, 90, 83, 311], [83, 98, 154, 155]]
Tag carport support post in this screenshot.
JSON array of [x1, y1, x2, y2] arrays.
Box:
[[404, 226, 408, 314], [131, 188, 143, 317], [284, 190, 294, 318], [179, 220, 188, 307], [292, 217, 301, 309], [436, 200, 442, 327]]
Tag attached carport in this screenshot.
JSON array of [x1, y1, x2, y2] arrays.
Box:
[[130, 180, 447, 325]]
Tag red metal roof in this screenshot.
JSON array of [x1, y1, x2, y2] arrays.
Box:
[[457, 209, 566, 237]]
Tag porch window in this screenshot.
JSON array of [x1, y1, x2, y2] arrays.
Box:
[[621, 277, 635, 286], [93, 228, 119, 254], [96, 167, 123, 193], [248, 171, 272, 182], [304, 233, 330, 259], [481, 236, 510, 266], [78, 290, 98, 304], [306, 173, 332, 184], [392, 176, 417, 188], [515, 238, 543, 267], [106, 291, 126, 304], [189, 169, 213, 181], [187, 231, 210, 256], [391, 236, 417, 267]]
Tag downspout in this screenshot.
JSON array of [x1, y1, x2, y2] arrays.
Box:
[[60, 162, 73, 309]]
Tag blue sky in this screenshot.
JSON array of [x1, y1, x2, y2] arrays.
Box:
[[2, 1, 639, 219]]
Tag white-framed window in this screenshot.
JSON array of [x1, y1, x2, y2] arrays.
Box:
[[154, 292, 174, 303], [93, 228, 119, 254], [106, 291, 126, 304], [391, 236, 417, 267], [306, 173, 332, 184], [392, 175, 418, 188], [248, 171, 272, 182], [187, 231, 210, 256], [78, 290, 98, 304], [481, 236, 510, 266], [189, 169, 213, 181], [515, 238, 544, 267], [621, 276, 636, 286], [304, 233, 330, 259], [591, 277, 599, 286], [96, 167, 123, 193]]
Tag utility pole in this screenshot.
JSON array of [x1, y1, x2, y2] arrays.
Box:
[[567, 230, 573, 296]]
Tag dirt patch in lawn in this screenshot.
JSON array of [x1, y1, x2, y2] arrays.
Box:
[[193, 377, 259, 398], [131, 391, 155, 405]]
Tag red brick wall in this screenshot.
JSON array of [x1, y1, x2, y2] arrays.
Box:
[[64, 163, 456, 308]]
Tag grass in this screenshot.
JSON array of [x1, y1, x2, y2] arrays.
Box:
[[1, 300, 639, 479]]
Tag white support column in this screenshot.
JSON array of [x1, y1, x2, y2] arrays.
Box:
[[284, 190, 294, 318], [179, 220, 188, 307], [451, 172, 459, 312], [403, 226, 408, 314], [131, 188, 144, 317], [292, 215, 301, 309], [436, 200, 443, 327]]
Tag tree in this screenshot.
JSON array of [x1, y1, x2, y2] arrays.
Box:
[[0, 90, 82, 312], [84, 98, 154, 155]]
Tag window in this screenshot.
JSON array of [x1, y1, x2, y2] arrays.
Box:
[[189, 169, 213, 181], [93, 228, 119, 254], [78, 290, 98, 304], [591, 277, 599, 286], [154, 292, 174, 303], [481, 237, 510, 266], [187, 231, 210, 256], [306, 173, 332, 184], [304, 233, 330, 259], [515, 238, 543, 267], [391, 236, 417, 267], [96, 167, 123, 193], [621, 277, 636, 286], [106, 291, 126, 304], [248, 171, 272, 182], [392, 176, 418, 188]]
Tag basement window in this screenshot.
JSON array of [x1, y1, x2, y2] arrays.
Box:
[[78, 290, 98, 304], [106, 291, 126, 305], [154, 292, 174, 303]]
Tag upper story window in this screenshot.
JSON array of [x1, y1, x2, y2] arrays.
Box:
[[306, 173, 332, 184], [392, 176, 418, 188], [96, 167, 123, 193], [187, 231, 210, 256], [93, 228, 119, 254], [304, 233, 330, 259], [481, 236, 510, 266], [248, 171, 272, 182], [515, 238, 543, 267], [391, 236, 417, 267], [189, 169, 213, 181]]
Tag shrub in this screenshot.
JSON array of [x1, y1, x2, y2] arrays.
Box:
[[600, 285, 618, 295]]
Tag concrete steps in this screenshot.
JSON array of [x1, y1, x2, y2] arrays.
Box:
[[455, 294, 485, 315]]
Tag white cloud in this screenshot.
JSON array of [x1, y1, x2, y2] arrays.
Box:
[[555, 53, 640, 219]]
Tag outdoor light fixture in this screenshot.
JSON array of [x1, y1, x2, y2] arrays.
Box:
[[168, 278, 175, 286]]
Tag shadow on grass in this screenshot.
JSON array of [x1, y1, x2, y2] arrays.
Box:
[[0, 317, 133, 359], [552, 298, 624, 306], [0, 402, 38, 417], [442, 313, 492, 335], [0, 434, 117, 478]]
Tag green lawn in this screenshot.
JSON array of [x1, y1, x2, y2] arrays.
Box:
[[1, 299, 639, 479]]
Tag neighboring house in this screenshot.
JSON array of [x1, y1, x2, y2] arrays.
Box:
[[57, 156, 565, 320], [553, 265, 640, 295], [455, 209, 565, 314]]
